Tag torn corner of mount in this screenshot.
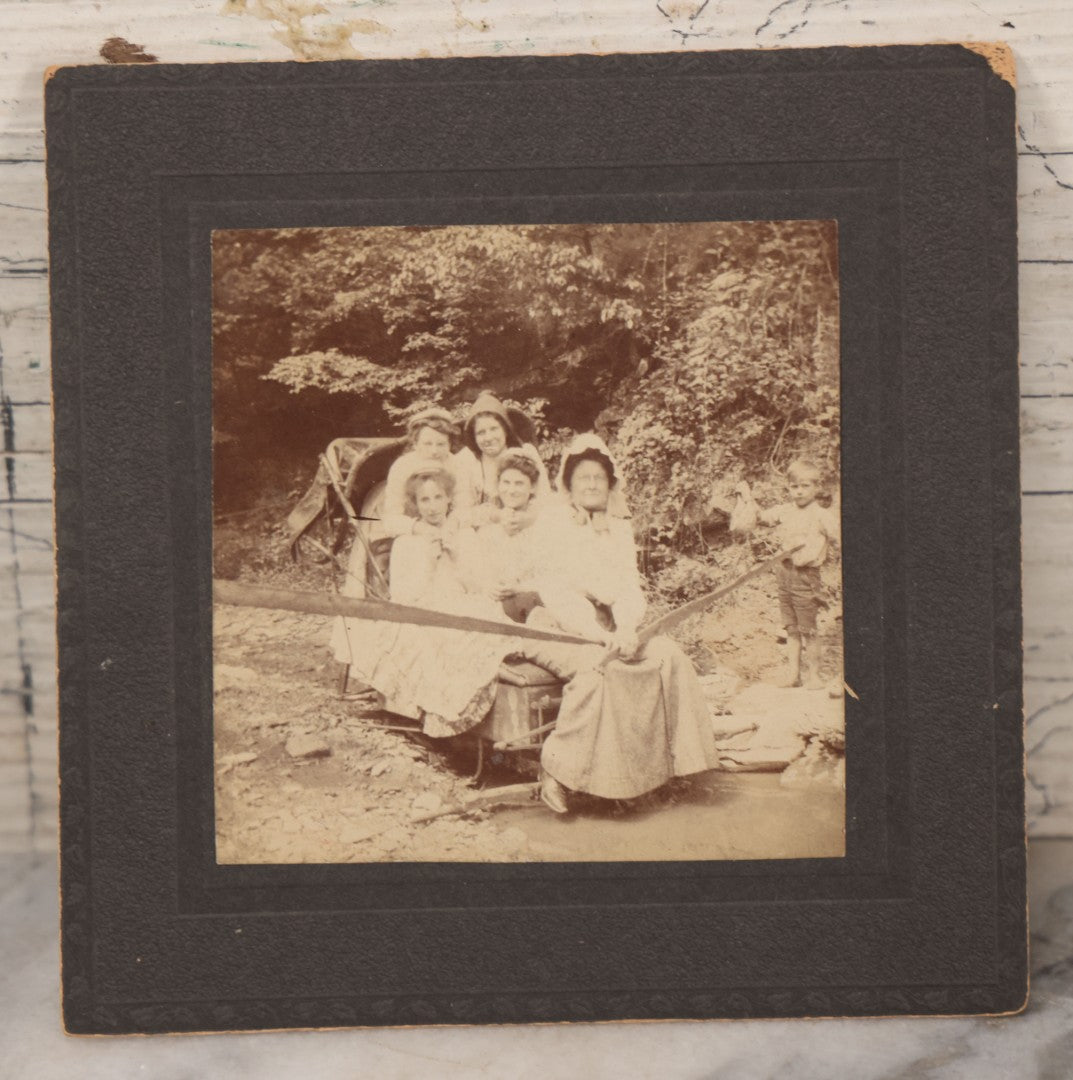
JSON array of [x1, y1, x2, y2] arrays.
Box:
[[960, 41, 1016, 88]]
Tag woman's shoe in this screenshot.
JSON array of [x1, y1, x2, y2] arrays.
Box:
[[539, 770, 570, 814]]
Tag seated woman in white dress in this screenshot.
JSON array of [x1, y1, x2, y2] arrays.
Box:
[[389, 467, 496, 619], [530, 434, 720, 813], [463, 450, 550, 625], [335, 463, 517, 737], [330, 405, 467, 665]]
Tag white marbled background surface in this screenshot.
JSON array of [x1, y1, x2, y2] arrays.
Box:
[[1, 1, 1070, 1074]]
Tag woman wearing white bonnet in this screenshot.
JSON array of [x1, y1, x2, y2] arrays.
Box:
[[531, 434, 719, 812]]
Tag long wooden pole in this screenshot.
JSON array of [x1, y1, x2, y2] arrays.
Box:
[[637, 546, 803, 646], [213, 578, 599, 648]]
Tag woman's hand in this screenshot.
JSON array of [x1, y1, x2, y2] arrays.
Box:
[[490, 583, 516, 601], [611, 630, 641, 662], [600, 629, 641, 664]]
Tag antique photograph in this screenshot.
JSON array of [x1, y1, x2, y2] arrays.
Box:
[[211, 220, 844, 864]]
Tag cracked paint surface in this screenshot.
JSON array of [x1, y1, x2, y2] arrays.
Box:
[[223, 0, 393, 59]]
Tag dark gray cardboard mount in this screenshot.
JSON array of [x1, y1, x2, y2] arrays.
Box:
[[47, 45, 1025, 1032]]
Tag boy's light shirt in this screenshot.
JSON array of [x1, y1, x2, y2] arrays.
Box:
[[759, 500, 840, 567]]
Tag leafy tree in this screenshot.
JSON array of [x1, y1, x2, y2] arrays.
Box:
[[607, 220, 839, 551]]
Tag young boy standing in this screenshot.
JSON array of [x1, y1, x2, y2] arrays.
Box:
[[734, 460, 839, 689]]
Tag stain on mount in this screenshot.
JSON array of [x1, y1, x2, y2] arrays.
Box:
[[99, 37, 158, 64]]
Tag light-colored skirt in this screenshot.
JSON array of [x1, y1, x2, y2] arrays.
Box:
[[332, 614, 511, 738], [538, 636, 719, 800]]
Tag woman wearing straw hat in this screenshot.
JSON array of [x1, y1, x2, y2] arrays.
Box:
[[379, 406, 471, 540]]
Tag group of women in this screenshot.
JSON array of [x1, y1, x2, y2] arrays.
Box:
[[332, 392, 719, 813]]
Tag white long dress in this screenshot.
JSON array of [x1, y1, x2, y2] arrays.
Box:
[[334, 528, 516, 738], [534, 502, 720, 799]]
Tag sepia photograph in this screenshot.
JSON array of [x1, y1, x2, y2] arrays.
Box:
[[211, 220, 844, 864]]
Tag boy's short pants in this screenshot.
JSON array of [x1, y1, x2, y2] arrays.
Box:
[[776, 560, 822, 636]]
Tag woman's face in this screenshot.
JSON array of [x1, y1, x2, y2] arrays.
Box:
[[473, 414, 508, 459], [414, 479, 449, 526], [413, 425, 452, 461], [497, 468, 534, 511], [569, 459, 611, 512]]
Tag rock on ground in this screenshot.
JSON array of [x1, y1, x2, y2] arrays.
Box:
[[715, 683, 844, 775], [781, 740, 846, 790], [699, 670, 742, 713], [285, 733, 332, 759]]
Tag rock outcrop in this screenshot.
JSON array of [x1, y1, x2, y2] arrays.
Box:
[[711, 683, 845, 787]]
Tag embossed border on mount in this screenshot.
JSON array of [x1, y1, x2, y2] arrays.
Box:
[[169, 162, 894, 920], [48, 46, 1024, 1032]]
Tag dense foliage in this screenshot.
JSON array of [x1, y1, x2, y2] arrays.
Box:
[[213, 221, 839, 564]]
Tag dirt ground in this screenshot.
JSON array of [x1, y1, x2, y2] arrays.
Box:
[[213, 603, 541, 863], [213, 517, 844, 865]]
